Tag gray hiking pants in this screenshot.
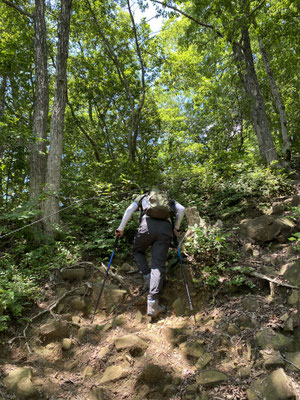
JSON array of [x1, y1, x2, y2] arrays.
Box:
[[133, 215, 172, 300]]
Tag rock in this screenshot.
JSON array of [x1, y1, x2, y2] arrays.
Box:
[[271, 202, 286, 215], [185, 206, 206, 227], [89, 387, 107, 400], [179, 341, 205, 358], [77, 326, 95, 343], [82, 366, 94, 379], [119, 263, 135, 273], [163, 384, 176, 396], [285, 351, 300, 370], [72, 315, 81, 324], [256, 328, 294, 351], [70, 296, 86, 311], [227, 324, 239, 336], [113, 315, 125, 327], [61, 267, 85, 280], [241, 215, 295, 243], [135, 310, 143, 324], [289, 195, 300, 206], [98, 347, 110, 360], [133, 384, 150, 400], [34, 342, 62, 362], [195, 352, 213, 370], [39, 320, 70, 342], [114, 334, 147, 355], [196, 370, 228, 386], [250, 368, 295, 400], [99, 365, 127, 384], [239, 366, 251, 377], [62, 338, 72, 350], [235, 315, 257, 329], [281, 260, 300, 286], [242, 296, 259, 312], [244, 243, 253, 253], [92, 283, 127, 310], [3, 367, 38, 399], [172, 298, 185, 316], [162, 327, 177, 346], [186, 384, 198, 393], [261, 349, 285, 367], [140, 364, 164, 384]]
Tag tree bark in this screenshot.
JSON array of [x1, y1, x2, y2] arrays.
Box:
[[233, 27, 279, 165], [43, 0, 72, 233], [257, 35, 291, 161], [0, 75, 7, 206], [30, 0, 49, 203]]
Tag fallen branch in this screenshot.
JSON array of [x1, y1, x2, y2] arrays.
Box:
[[99, 263, 129, 289], [245, 269, 299, 290]]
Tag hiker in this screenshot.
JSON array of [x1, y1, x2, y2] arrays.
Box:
[[115, 188, 185, 317]]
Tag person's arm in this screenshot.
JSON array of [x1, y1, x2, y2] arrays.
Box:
[[173, 202, 185, 236], [115, 202, 139, 237]]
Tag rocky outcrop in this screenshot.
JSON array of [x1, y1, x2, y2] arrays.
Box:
[[241, 215, 296, 243]]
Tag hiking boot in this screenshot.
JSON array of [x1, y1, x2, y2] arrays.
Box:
[[142, 273, 150, 291], [147, 299, 167, 317]]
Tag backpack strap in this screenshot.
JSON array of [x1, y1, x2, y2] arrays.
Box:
[[138, 192, 149, 223], [169, 199, 176, 229]]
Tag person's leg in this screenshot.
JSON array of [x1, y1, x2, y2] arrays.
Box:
[[148, 233, 171, 299], [132, 216, 154, 276]]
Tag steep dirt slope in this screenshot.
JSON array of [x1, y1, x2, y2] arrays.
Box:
[[1, 183, 300, 400]]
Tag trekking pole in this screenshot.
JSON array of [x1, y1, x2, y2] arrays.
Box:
[[91, 237, 119, 324], [174, 235, 196, 323]]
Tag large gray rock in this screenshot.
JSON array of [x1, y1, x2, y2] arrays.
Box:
[[61, 267, 85, 280], [70, 296, 86, 311], [248, 368, 295, 400], [256, 328, 294, 351], [92, 283, 127, 310], [179, 341, 205, 358], [196, 370, 228, 386], [241, 215, 295, 243], [3, 367, 38, 399], [114, 334, 148, 353], [285, 351, 300, 370], [281, 260, 300, 286], [139, 364, 164, 384], [39, 320, 70, 342], [99, 365, 127, 384]]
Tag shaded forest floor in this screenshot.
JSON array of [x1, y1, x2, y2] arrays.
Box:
[[1, 182, 300, 400]]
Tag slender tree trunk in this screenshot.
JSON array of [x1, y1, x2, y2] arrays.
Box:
[[30, 0, 49, 202], [257, 35, 291, 161], [0, 76, 7, 206], [233, 28, 279, 165], [43, 0, 72, 234]]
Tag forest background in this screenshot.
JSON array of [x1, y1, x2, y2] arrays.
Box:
[[0, 0, 299, 332]]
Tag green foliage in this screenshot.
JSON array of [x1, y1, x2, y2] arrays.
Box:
[[185, 224, 255, 289], [0, 256, 40, 332], [288, 232, 300, 252]]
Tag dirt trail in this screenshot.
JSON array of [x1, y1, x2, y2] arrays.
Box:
[[1, 183, 300, 400]]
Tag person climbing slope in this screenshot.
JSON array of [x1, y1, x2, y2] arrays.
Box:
[[115, 187, 185, 317]]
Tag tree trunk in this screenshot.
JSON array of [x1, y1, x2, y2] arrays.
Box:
[[257, 35, 291, 161], [43, 0, 72, 234], [30, 0, 49, 202], [0, 76, 7, 206], [233, 27, 279, 165]]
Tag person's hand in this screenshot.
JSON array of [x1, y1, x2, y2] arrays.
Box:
[[173, 228, 180, 237], [115, 229, 124, 238]]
